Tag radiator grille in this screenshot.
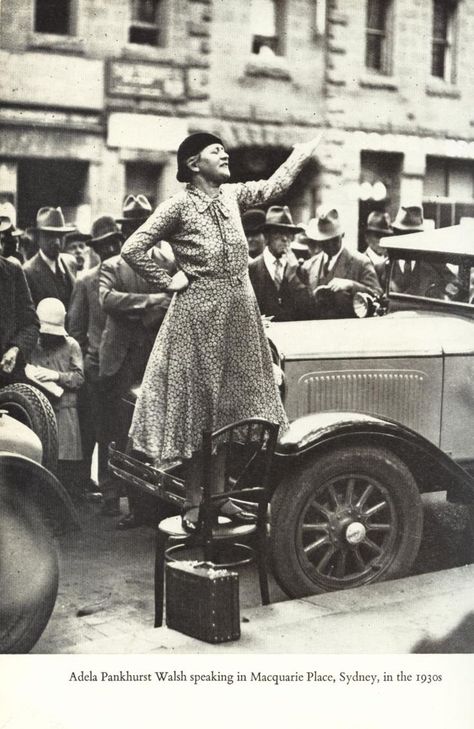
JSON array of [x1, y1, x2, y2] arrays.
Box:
[[297, 369, 427, 429]]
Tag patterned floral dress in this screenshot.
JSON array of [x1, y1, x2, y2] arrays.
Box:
[[121, 146, 309, 463]]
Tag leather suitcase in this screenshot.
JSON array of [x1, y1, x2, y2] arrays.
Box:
[[165, 561, 240, 643]]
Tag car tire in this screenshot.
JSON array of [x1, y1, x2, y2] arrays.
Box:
[[270, 445, 423, 598], [0, 383, 58, 473], [0, 483, 59, 653]]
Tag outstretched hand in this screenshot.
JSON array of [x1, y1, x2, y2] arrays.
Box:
[[294, 131, 324, 157]]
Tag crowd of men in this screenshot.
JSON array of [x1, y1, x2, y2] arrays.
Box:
[[0, 191, 431, 529]]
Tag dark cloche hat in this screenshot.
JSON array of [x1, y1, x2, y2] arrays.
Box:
[[366, 211, 393, 235], [176, 132, 223, 183], [116, 194, 153, 223], [261, 205, 304, 233]]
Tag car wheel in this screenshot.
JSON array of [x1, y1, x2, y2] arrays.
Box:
[[0, 477, 59, 653], [270, 445, 423, 597], [0, 383, 58, 473]]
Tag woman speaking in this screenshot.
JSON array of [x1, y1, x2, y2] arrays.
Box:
[[121, 131, 321, 530]]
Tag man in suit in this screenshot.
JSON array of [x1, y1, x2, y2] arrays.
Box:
[[363, 211, 393, 290], [249, 205, 314, 321], [23, 207, 76, 310], [391, 205, 457, 298], [100, 196, 176, 527], [68, 215, 124, 506], [304, 208, 382, 319], [0, 256, 39, 387]]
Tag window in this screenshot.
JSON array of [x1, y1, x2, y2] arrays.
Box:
[[423, 157, 474, 228], [365, 0, 392, 73], [431, 0, 457, 81], [35, 0, 74, 35], [250, 0, 285, 56], [129, 0, 164, 46]]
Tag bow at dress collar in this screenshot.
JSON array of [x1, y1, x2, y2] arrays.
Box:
[[187, 185, 230, 219]]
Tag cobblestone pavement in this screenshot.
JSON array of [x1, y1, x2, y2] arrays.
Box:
[[32, 493, 473, 653]]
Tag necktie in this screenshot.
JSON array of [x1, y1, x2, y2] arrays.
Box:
[[274, 258, 283, 288]]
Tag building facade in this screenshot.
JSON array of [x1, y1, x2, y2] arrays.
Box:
[[1, 0, 474, 248]]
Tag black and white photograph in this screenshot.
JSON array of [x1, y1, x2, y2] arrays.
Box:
[[0, 0, 473, 726]]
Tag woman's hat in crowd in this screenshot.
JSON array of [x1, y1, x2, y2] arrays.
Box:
[[305, 209, 343, 241], [392, 205, 424, 232], [37, 297, 67, 336], [366, 211, 393, 235], [241, 209, 265, 234], [261, 206, 303, 233], [116, 194, 153, 223], [36, 207, 75, 233], [176, 132, 224, 183], [90, 215, 123, 245]]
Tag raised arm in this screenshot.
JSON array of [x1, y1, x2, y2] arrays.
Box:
[[234, 134, 323, 211], [120, 196, 181, 290]]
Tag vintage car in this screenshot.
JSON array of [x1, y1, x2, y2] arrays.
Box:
[[0, 383, 79, 653], [109, 224, 474, 600]]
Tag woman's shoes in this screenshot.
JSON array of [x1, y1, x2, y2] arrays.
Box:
[[218, 499, 256, 524], [181, 506, 200, 533], [181, 501, 255, 532]]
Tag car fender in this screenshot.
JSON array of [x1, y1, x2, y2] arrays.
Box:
[[0, 453, 80, 534], [275, 411, 474, 504]]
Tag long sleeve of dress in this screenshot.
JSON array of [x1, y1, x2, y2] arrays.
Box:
[[233, 145, 312, 211], [121, 197, 182, 288], [57, 338, 84, 390]]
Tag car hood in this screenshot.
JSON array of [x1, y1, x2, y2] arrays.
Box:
[[268, 311, 474, 360]]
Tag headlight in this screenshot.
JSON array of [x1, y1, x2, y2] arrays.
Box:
[[353, 292, 374, 318]]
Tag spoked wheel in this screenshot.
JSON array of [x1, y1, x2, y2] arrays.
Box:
[[271, 446, 423, 597]]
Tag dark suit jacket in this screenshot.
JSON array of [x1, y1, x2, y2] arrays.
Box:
[[304, 247, 382, 319], [99, 254, 173, 378], [23, 252, 76, 309], [0, 257, 39, 370], [248, 254, 314, 321], [68, 266, 105, 373]]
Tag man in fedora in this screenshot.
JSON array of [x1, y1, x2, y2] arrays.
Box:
[[68, 215, 124, 503], [23, 207, 77, 309], [99, 207, 176, 526], [390, 204, 456, 297], [241, 208, 266, 259], [63, 229, 97, 275], [364, 211, 393, 289], [249, 205, 314, 321], [0, 202, 23, 265], [117, 194, 153, 241], [305, 208, 382, 318]]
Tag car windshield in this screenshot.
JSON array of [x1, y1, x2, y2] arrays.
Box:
[[388, 255, 474, 305]]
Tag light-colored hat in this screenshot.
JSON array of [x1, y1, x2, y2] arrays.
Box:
[[306, 209, 344, 242], [36, 207, 75, 233], [0, 203, 22, 236], [37, 297, 67, 336], [392, 205, 424, 232], [116, 194, 153, 223]]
